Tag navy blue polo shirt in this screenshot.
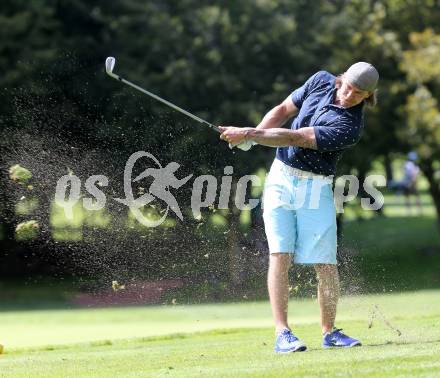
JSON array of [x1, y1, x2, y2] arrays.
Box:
[[276, 71, 364, 176]]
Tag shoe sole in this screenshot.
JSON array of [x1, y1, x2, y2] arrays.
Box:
[[275, 345, 307, 353], [323, 341, 362, 348]]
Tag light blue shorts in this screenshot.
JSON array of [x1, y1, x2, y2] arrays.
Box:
[[262, 159, 337, 265]]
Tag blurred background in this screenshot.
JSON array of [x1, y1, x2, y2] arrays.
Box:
[[1, 0, 440, 311]]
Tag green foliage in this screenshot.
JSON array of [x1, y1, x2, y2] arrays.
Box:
[[2, 0, 440, 281], [401, 29, 440, 157], [405, 86, 440, 159], [399, 28, 440, 222], [402, 29, 440, 84]]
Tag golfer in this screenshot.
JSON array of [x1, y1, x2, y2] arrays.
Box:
[[219, 62, 379, 353]]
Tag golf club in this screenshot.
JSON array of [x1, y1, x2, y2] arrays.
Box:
[[105, 57, 254, 151]]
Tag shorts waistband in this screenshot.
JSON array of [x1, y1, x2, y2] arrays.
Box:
[[272, 159, 332, 182]]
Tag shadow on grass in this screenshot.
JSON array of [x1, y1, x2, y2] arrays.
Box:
[[1, 215, 439, 311], [366, 338, 440, 348]]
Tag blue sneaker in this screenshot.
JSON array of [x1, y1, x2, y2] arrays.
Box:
[[274, 328, 307, 353], [322, 328, 362, 348]]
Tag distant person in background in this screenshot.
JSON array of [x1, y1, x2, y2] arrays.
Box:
[[389, 152, 423, 215]]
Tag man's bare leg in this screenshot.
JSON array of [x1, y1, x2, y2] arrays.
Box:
[[268, 253, 291, 332], [314, 264, 340, 334]]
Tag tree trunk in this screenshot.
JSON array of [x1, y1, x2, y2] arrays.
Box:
[[336, 212, 344, 240], [384, 154, 393, 184], [420, 162, 440, 232], [225, 177, 246, 291], [228, 212, 244, 289]]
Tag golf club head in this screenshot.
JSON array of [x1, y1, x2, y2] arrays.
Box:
[[105, 57, 116, 74]]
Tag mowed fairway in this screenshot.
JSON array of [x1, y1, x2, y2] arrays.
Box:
[[0, 290, 439, 377]]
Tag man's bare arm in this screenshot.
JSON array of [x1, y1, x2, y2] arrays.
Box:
[[256, 95, 299, 130], [245, 127, 317, 149], [219, 94, 311, 148]]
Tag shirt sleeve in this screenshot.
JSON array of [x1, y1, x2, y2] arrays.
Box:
[[314, 119, 363, 152], [290, 71, 325, 108]]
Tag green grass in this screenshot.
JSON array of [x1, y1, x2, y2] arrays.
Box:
[[1, 189, 439, 376], [1, 290, 440, 377], [342, 215, 440, 292]]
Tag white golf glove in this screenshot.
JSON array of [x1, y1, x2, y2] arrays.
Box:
[[229, 140, 256, 151]]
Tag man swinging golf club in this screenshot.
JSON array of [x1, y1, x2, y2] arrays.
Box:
[[219, 62, 379, 353]]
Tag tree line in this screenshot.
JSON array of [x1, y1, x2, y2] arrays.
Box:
[[0, 0, 439, 283]]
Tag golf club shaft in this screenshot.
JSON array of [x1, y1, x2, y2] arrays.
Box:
[[107, 72, 220, 133]]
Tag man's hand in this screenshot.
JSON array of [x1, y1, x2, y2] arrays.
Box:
[[219, 126, 252, 147]]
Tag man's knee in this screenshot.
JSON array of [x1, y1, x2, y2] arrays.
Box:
[[269, 253, 292, 270], [314, 263, 337, 274], [314, 264, 339, 284]]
